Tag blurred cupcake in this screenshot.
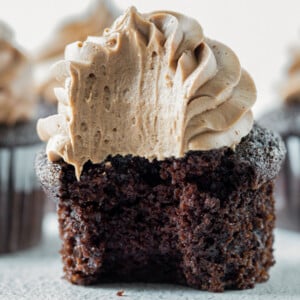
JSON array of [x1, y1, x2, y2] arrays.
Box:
[[0, 21, 45, 253], [259, 42, 300, 231], [34, 0, 120, 105]]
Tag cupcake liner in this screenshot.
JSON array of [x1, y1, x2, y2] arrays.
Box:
[[0, 143, 45, 254]]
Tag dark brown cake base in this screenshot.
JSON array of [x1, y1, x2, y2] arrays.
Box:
[[258, 103, 300, 231], [36, 125, 285, 292]]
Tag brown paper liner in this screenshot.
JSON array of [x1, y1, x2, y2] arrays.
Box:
[[0, 144, 45, 254]]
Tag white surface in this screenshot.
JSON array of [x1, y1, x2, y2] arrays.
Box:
[[0, 214, 299, 300], [1, 0, 300, 116]]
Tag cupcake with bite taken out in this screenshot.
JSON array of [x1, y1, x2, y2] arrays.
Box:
[[0, 21, 45, 254], [259, 41, 300, 231], [36, 7, 285, 292]]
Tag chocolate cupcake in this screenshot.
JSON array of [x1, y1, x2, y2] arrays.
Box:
[[0, 22, 45, 253], [34, 0, 120, 105], [259, 43, 300, 231], [36, 8, 285, 292]]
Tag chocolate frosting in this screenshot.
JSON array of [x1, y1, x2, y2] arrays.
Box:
[[37, 7, 256, 179]]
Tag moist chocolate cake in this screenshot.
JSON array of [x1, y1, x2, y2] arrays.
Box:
[[36, 125, 285, 292], [36, 8, 285, 292]]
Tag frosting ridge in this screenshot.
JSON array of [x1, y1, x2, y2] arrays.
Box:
[[37, 7, 256, 179], [35, 0, 120, 104]]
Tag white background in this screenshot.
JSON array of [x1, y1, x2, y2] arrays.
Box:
[[0, 0, 300, 116]]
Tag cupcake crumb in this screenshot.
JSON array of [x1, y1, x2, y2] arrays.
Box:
[[116, 290, 125, 297], [105, 161, 112, 168]]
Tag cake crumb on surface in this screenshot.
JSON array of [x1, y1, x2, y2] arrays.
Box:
[[116, 290, 125, 297]]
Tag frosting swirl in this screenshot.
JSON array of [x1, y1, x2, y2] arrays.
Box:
[[0, 21, 36, 125], [37, 7, 256, 179], [35, 0, 119, 104], [281, 43, 300, 103]]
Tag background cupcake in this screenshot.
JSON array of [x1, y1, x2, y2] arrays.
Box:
[[0, 21, 45, 253], [259, 42, 300, 232]]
